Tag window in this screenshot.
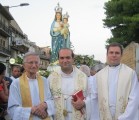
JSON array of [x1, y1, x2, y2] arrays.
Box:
[[3, 40, 5, 47]]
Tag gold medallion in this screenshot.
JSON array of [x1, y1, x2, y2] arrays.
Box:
[[63, 109, 68, 117]]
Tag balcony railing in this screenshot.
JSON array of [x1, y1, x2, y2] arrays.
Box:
[[11, 38, 30, 54], [0, 21, 11, 37], [0, 45, 11, 56], [11, 38, 30, 47]]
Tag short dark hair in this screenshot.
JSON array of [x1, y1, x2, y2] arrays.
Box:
[[0, 63, 6, 75], [20, 66, 25, 73], [58, 48, 74, 58], [11, 65, 20, 71], [106, 42, 123, 55]]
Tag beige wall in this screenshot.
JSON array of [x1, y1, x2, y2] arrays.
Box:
[[121, 42, 136, 70]]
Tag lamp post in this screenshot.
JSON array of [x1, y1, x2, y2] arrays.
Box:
[[8, 3, 29, 8]]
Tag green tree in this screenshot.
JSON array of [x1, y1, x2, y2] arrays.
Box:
[[103, 0, 139, 47], [15, 56, 23, 64], [74, 55, 95, 67]]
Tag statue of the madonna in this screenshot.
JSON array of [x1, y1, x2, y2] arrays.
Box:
[[50, 3, 70, 63]]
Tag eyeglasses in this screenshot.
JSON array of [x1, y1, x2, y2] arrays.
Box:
[[24, 61, 40, 65]]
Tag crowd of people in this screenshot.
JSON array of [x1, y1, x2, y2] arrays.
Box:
[[0, 63, 24, 120], [0, 42, 139, 120]]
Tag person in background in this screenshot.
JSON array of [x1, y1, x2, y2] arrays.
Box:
[[4, 77, 12, 90], [48, 48, 90, 120], [8, 52, 55, 120], [90, 66, 96, 76], [88, 64, 105, 92], [85, 64, 105, 120], [20, 66, 25, 76], [90, 64, 105, 76], [88, 42, 139, 120], [79, 65, 90, 77], [0, 63, 9, 120], [10, 65, 21, 81], [0, 63, 9, 103]]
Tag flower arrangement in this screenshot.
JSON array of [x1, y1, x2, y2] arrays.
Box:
[[39, 70, 51, 78]]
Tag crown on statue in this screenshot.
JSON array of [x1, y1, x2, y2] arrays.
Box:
[[55, 3, 62, 13], [63, 12, 69, 19]]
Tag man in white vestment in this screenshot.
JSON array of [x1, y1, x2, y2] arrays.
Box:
[[8, 52, 55, 120], [88, 42, 139, 120], [48, 48, 90, 120]]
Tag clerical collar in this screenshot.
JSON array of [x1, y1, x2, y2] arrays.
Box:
[[26, 75, 37, 80], [61, 68, 74, 78], [109, 64, 120, 67]]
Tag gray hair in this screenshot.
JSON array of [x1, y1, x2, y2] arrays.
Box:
[[79, 65, 90, 77], [91, 64, 105, 73], [23, 51, 40, 63]]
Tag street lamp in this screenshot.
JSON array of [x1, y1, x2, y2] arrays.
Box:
[[8, 3, 29, 8]]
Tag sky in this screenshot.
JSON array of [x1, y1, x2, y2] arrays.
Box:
[[1, 0, 111, 63]]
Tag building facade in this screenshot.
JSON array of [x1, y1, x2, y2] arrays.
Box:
[[0, 4, 50, 76], [121, 42, 139, 79], [0, 4, 13, 76]]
